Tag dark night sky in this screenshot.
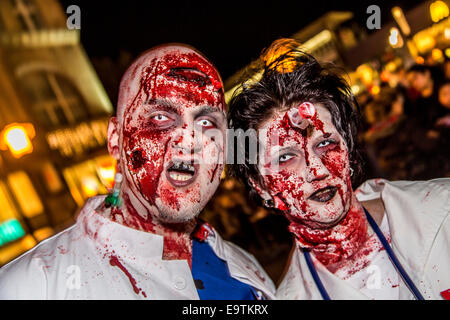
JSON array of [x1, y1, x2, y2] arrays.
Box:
[[59, 0, 425, 80]]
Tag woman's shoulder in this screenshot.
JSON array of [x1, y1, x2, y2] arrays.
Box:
[[356, 178, 450, 200]]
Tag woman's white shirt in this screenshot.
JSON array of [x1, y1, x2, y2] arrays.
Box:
[[277, 178, 450, 300]]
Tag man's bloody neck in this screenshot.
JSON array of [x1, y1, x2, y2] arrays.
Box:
[[104, 188, 196, 268], [288, 194, 370, 273]]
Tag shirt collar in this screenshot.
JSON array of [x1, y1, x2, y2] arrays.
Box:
[[77, 196, 165, 261]]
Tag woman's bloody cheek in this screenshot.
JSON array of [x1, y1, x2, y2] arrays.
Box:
[[321, 145, 348, 180], [266, 171, 308, 214]]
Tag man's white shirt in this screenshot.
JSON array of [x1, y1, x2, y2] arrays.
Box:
[[0, 196, 275, 300]]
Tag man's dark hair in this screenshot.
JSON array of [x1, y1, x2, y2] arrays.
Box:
[[227, 39, 363, 203]]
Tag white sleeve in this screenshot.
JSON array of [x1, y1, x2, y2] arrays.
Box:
[[0, 255, 48, 300]]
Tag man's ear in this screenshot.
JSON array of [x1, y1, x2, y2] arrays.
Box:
[[107, 116, 120, 160]]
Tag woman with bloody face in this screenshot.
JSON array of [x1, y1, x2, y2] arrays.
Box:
[[0, 44, 275, 300], [228, 39, 450, 300]]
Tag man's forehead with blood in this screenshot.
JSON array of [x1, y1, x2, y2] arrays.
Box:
[[117, 44, 225, 126]]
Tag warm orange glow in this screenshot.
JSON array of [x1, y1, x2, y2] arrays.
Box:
[[0, 123, 35, 158], [96, 157, 117, 189], [407, 40, 419, 58], [350, 84, 361, 95], [380, 70, 390, 82], [0, 234, 36, 265], [7, 171, 44, 218], [262, 38, 301, 73], [357, 64, 374, 86], [432, 48, 444, 62], [370, 85, 380, 96], [81, 176, 100, 197], [385, 61, 397, 73], [392, 7, 411, 36], [445, 27, 450, 39], [33, 227, 54, 242], [430, 1, 449, 23], [416, 56, 425, 64], [445, 48, 450, 58], [414, 33, 436, 54]]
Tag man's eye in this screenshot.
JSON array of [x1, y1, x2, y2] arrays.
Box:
[[279, 154, 294, 163], [151, 114, 170, 122], [197, 119, 215, 128]]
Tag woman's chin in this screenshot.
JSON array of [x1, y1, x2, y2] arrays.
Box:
[[288, 208, 347, 229]]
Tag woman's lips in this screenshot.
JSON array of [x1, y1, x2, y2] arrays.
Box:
[[308, 186, 338, 203], [165, 160, 199, 187]]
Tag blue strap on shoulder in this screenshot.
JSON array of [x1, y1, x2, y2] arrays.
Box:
[[303, 207, 424, 300], [363, 207, 424, 300]]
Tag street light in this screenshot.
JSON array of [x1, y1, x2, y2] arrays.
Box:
[[389, 27, 404, 48], [430, 0, 449, 23], [392, 7, 411, 36], [0, 123, 35, 158]]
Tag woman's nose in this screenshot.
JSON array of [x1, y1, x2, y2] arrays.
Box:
[[305, 156, 329, 183]]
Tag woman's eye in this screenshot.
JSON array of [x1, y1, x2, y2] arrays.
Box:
[[316, 139, 336, 148], [279, 154, 294, 163], [197, 119, 215, 128]]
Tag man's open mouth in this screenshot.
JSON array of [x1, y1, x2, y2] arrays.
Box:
[[308, 186, 338, 203], [166, 160, 199, 187]]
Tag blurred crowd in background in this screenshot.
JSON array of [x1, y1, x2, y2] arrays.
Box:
[[359, 57, 450, 181]]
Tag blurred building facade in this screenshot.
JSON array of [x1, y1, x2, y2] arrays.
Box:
[[224, 11, 367, 102], [0, 0, 114, 265]]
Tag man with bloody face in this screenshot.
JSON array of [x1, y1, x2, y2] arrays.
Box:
[[0, 44, 275, 300], [229, 39, 450, 300]]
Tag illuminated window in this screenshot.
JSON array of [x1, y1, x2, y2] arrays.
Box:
[[63, 156, 112, 206], [18, 71, 89, 128], [7, 171, 43, 218], [0, 181, 27, 248], [41, 162, 63, 193], [0, 219, 25, 247], [0, 181, 20, 222], [0, 234, 36, 265]]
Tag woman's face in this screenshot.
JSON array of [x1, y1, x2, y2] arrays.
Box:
[[257, 103, 353, 229]]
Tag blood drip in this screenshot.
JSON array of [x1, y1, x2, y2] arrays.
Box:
[[109, 254, 147, 298]]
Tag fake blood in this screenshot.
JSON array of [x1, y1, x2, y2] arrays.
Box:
[[109, 255, 147, 298], [112, 46, 225, 272], [262, 104, 375, 275]]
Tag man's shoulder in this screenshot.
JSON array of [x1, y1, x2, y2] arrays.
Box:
[[0, 222, 85, 299]]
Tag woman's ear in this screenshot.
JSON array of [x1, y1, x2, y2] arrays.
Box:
[[107, 117, 120, 160], [249, 177, 288, 211]]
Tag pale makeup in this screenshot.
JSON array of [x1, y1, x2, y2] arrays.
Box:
[[105, 45, 226, 266], [256, 103, 381, 276]]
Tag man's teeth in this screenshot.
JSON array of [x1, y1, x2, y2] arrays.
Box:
[[171, 163, 195, 172], [169, 172, 193, 181]]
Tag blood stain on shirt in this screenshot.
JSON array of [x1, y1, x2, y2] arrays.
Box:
[[109, 254, 147, 298]]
